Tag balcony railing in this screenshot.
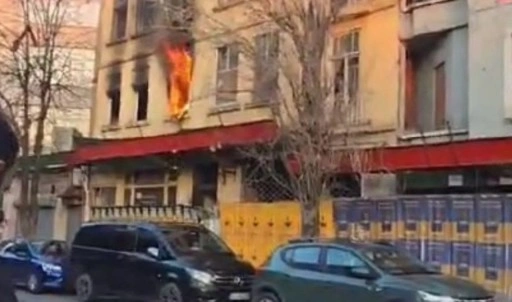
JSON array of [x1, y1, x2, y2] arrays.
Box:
[[404, 0, 452, 10], [90, 204, 206, 224]]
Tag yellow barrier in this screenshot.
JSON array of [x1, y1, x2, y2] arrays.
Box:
[[219, 200, 335, 267]]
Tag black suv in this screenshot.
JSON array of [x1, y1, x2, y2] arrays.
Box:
[[70, 222, 254, 302]]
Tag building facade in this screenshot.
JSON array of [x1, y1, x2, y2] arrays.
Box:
[[393, 0, 512, 194], [0, 0, 100, 240], [70, 0, 401, 211]]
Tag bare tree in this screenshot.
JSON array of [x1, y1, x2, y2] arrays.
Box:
[[156, 0, 369, 237], [0, 0, 83, 237]]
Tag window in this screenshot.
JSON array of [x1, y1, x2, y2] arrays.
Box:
[[133, 63, 149, 121], [137, 0, 158, 33], [135, 228, 160, 254], [216, 44, 239, 104], [325, 248, 366, 275], [434, 62, 446, 130], [333, 30, 360, 122], [107, 72, 122, 126], [93, 187, 117, 206], [253, 32, 279, 103], [109, 227, 136, 252], [291, 246, 321, 268], [125, 170, 178, 206], [112, 0, 128, 40]]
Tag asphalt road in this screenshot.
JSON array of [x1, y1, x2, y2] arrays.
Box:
[[16, 290, 76, 302], [15, 290, 512, 302]]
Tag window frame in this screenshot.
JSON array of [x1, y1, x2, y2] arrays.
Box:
[[136, 0, 159, 34], [124, 170, 178, 206], [216, 43, 239, 104], [323, 246, 381, 279], [253, 31, 279, 103], [281, 245, 324, 272], [332, 29, 361, 123], [111, 0, 128, 41]]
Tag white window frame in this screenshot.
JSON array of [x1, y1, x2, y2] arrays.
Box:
[[332, 30, 361, 122]]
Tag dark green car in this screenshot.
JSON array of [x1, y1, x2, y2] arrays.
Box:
[[252, 239, 494, 302]]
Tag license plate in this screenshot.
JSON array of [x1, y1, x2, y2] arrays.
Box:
[[229, 292, 250, 300]]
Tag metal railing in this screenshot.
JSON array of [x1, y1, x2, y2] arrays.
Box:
[[89, 204, 205, 224]]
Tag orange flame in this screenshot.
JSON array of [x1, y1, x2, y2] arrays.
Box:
[[165, 44, 192, 120]]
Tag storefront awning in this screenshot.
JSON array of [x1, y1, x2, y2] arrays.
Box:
[[368, 136, 512, 171], [68, 121, 277, 166]]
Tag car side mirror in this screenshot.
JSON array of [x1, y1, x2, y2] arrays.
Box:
[[147, 247, 159, 259], [349, 266, 378, 280]]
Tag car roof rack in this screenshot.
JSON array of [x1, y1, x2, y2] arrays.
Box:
[[288, 238, 317, 244]]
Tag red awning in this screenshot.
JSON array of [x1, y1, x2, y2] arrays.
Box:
[[368, 137, 512, 171], [68, 121, 277, 165]]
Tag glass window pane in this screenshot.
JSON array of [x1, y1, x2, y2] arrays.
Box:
[[134, 187, 164, 206], [135, 228, 159, 254], [326, 248, 364, 267], [292, 247, 321, 265]]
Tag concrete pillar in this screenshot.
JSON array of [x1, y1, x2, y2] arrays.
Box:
[[216, 164, 242, 203], [53, 198, 67, 241], [176, 168, 193, 206]]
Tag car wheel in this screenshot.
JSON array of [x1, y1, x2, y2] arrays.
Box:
[[27, 272, 43, 294], [159, 282, 183, 302], [75, 273, 97, 302], [254, 291, 281, 302]]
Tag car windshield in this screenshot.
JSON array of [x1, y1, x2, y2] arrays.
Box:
[[29, 241, 44, 254], [30, 240, 67, 257], [162, 225, 233, 255], [363, 246, 438, 275]]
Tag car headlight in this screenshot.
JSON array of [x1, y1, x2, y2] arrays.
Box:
[[418, 291, 455, 302], [41, 263, 62, 274], [186, 268, 214, 284]]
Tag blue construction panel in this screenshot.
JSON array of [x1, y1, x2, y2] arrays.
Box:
[[476, 244, 505, 281], [452, 242, 475, 278], [424, 241, 452, 271], [451, 196, 475, 234], [399, 198, 426, 233], [476, 195, 504, 234], [426, 197, 451, 235], [376, 200, 397, 233], [504, 195, 512, 223], [333, 199, 352, 233], [353, 199, 376, 231]]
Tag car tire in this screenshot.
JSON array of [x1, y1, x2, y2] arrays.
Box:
[[75, 273, 97, 302], [159, 282, 183, 302], [26, 272, 43, 294], [254, 291, 281, 302]]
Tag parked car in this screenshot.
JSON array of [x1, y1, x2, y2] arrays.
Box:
[[70, 222, 255, 302], [252, 238, 494, 302], [0, 238, 68, 294]]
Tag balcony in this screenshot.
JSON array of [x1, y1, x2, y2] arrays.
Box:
[[400, 0, 467, 40], [89, 205, 205, 224]]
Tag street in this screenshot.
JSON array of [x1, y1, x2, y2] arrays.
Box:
[[16, 290, 75, 302], [14, 291, 512, 302]]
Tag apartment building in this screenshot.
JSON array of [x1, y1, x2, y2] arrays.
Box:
[[394, 0, 512, 194], [69, 0, 401, 208]]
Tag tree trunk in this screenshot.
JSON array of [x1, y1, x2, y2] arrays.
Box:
[[301, 201, 319, 238]]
